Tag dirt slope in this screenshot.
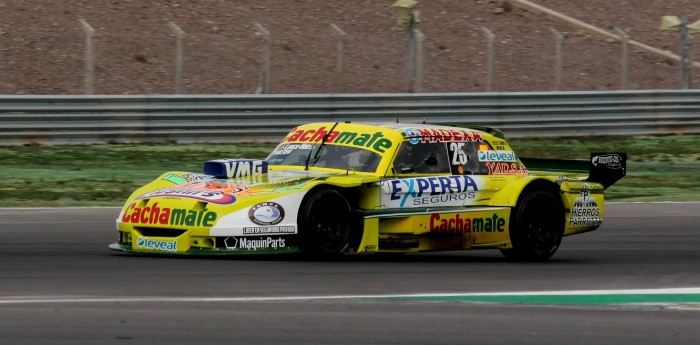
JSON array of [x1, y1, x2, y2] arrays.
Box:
[[0, 0, 698, 94]]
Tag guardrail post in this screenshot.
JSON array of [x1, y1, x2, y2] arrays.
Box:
[[169, 22, 186, 94], [79, 19, 95, 95], [330, 24, 346, 93], [414, 29, 425, 93], [614, 27, 629, 90], [549, 27, 563, 91], [254, 23, 271, 94], [480, 27, 495, 92]]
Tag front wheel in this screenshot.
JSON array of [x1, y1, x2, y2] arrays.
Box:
[[500, 189, 564, 261], [298, 189, 352, 256]]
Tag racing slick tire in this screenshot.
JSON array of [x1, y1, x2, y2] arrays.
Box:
[[500, 187, 564, 261], [299, 188, 352, 256]]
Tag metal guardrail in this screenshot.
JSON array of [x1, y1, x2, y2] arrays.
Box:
[[1, 90, 699, 145]]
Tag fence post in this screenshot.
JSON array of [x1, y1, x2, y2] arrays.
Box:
[[679, 16, 689, 89], [614, 27, 629, 90], [414, 29, 425, 93], [548, 27, 563, 91], [169, 22, 186, 94], [79, 19, 95, 95], [0, 27, 3, 82], [330, 23, 346, 93], [480, 27, 495, 91], [404, 20, 416, 92], [254, 23, 271, 94], [687, 36, 694, 89]]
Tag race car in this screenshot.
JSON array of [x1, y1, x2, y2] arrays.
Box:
[[110, 122, 626, 260]]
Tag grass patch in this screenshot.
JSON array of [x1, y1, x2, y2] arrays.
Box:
[[0, 143, 274, 206], [1, 135, 698, 206]]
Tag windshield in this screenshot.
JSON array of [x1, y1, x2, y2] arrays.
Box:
[[266, 143, 382, 173]]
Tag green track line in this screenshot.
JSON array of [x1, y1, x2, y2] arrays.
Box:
[[394, 293, 700, 305]]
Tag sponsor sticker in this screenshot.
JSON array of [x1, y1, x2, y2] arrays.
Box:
[[242, 226, 296, 235], [568, 184, 602, 227], [283, 126, 393, 154], [270, 143, 316, 156], [491, 140, 507, 150], [162, 174, 187, 184], [122, 202, 218, 227], [183, 173, 212, 182], [248, 202, 285, 225], [402, 127, 484, 143], [162, 173, 213, 184], [137, 188, 236, 205], [485, 162, 528, 175], [204, 159, 268, 179], [592, 154, 623, 170], [136, 237, 177, 252], [430, 213, 506, 233], [384, 176, 479, 208], [404, 128, 421, 144], [363, 244, 378, 251], [203, 181, 250, 194], [224, 237, 287, 250], [477, 150, 517, 162]]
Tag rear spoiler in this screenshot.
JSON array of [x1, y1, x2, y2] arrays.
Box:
[[520, 152, 626, 189]]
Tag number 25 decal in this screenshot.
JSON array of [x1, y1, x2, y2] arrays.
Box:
[[449, 142, 468, 165]]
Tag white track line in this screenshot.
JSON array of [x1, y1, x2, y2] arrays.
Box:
[[1, 287, 699, 305]]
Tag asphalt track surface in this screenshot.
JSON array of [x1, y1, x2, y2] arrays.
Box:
[[1, 203, 699, 344]]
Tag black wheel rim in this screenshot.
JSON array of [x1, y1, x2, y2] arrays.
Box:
[[521, 195, 561, 254], [308, 194, 351, 253]]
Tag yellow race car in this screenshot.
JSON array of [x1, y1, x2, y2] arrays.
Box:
[[110, 122, 626, 260]]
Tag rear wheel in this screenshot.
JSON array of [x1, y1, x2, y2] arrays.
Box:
[[500, 188, 564, 261], [299, 189, 352, 256]]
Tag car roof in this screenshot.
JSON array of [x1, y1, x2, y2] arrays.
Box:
[[293, 122, 503, 141]]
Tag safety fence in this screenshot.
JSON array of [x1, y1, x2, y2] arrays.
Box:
[[0, 90, 699, 145]]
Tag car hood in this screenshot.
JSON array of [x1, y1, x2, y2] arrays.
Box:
[[131, 168, 377, 207]]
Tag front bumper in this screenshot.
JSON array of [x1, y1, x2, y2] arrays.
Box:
[[110, 227, 300, 255]]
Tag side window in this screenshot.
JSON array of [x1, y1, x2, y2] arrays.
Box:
[[448, 141, 491, 175], [392, 142, 451, 174], [448, 141, 526, 175]]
